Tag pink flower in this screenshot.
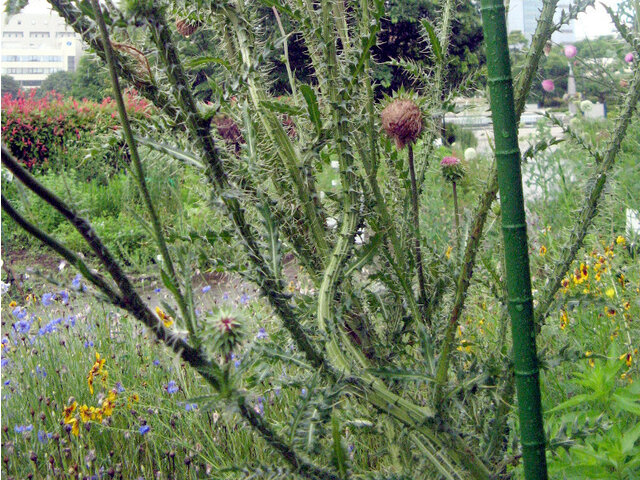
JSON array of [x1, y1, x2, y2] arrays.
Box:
[[440, 156, 460, 167], [541, 79, 555, 92], [564, 45, 577, 58], [625, 52, 634, 63]]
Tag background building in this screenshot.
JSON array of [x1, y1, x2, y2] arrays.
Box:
[[1, 0, 84, 88], [507, 0, 576, 44]]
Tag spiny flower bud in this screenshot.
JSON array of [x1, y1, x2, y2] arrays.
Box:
[[203, 307, 246, 359], [381, 99, 422, 150], [440, 156, 464, 183], [175, 19, 200, 37], [111, 42, 152, 85]]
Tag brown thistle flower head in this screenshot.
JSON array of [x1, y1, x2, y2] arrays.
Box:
[[175, 19, 200, 37], [213, 115, 245, 154], [381, 99, 422, 150], [110, 42, 152, 86]]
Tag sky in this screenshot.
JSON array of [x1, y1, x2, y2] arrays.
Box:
[[4, 0, 627, 40], [574, 0, 624, 39]]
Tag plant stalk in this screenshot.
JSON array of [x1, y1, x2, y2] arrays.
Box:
[[480, 1, 547, 479], [408, 144, 428, 310]]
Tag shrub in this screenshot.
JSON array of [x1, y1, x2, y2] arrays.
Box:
[[1, 89, 150, 171]]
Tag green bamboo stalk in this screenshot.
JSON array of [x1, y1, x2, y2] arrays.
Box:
[[480, 2, 547, 479]]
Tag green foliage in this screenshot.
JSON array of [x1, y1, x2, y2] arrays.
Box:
[[1, 75, 21, 98], [71, 55, 111, 101], [38, 70, 75, 98]]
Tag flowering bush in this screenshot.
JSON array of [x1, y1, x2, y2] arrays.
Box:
[[1, 89, 150, 170]]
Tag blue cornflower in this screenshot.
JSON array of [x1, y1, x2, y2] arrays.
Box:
[[37, 430, 52, 444], [202, 285, 211, 293], [12, 307, 27, 320], [139, 424, 150, 435], [154, 288, 162, 293], [58, 290, 69, 305], [222, 292, 229, 301], [274, 387, 281, 397], [1, 358, 9, 367], [41, 293, 55, 306], [256, 327, 268, 340], [240, 294, 249, 305], [14, 319, 32, 334], [348, 444, 355, 454], [184, 403, 198, 411], [71, 274, 87, 292], [255, 397, 264, 416], [15, 424, 33, 433], [84, 340, 94, 348], [301, 388, 307, 397], [65, 316, 76, 327], [38, 320, 58, 336], [115, 382, 125, 393], [35, 366, 47, 378], [153, 359, 160, 366], [166, 381, 178, 394]]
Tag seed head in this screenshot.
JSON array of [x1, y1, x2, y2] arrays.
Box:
[[381, 99, 422, 150], [176, 19, 200, 37]]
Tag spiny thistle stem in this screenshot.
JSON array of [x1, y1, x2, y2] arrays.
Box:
[[408, 144, 428, 310], [480, 1, 547, 478], [89, 0, 192, 334], [452, 180, 460, 240]]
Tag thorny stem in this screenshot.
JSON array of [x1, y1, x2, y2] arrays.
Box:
[[89, 0, 192, 334], [408, 144, 428, 311], [452, 181, 460, 242]]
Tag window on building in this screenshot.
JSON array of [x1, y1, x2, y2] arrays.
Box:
[[2, 32, 24, 38], [30, 32, 51, 38], [67, 56, 75, 71]]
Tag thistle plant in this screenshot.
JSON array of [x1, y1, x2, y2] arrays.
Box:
[[2, 0, 639, 478]]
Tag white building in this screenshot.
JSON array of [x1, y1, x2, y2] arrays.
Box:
[[507, 0, 576, 45], [1, 0, 84, 88]]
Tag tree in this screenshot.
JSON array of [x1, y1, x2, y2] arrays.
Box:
[[71, 55, 111, 101], [38, 70, 74, 97], [1, 75, 21, 98], [373, 0, 484, 93]]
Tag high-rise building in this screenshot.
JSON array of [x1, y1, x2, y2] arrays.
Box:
[[507, 0, 576, 44], [1, 1, 84, 88]]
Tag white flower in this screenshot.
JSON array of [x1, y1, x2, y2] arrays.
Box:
[[464, 147, 478, 162], [1, 281, 10, 294], [58, 261, 67, 271]]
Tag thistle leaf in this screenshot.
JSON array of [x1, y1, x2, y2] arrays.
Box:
[[420, 19, 443, 63]]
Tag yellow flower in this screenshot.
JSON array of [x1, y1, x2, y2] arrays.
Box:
[[63, 401, 77, 421], [67, 417, 79, 436], [560, 310, 568, 330], [539, 245, 547, 255], [605, 288, 615, 298], [79, 405, 91, 423], [588, 358, 595, 368], [616, 235, 626, 246], [155, 307, 173, 328], [445, 246, 453, 260], [619, 353, 632, 368], [87, 352, 107, 395], [287, 281, 296, 294], [8, 300, 17, 308], [585, 351, 593, 357]]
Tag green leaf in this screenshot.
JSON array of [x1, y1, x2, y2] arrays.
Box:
[[332, 414, 349, 479], [299, 84, 322, 137], [185, 56, 231, 70], [259, 100, 304, 117], [367, 367, 435, 383], [134, 136, 204, 170], [420, 19, 443, 62], [160, 269, 181, 299], [344, 233, 381, 277], [4, 0, 29, 16], [613, 392, 640, 416], [546, 393, 591, 413]]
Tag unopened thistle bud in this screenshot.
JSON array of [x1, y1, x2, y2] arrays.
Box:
[[213, 115, 245, 154], [111, 42, 152, 85], [381, 99, 422, 150], [203, 308, 245, 359], [440, 156, 464, 183]]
